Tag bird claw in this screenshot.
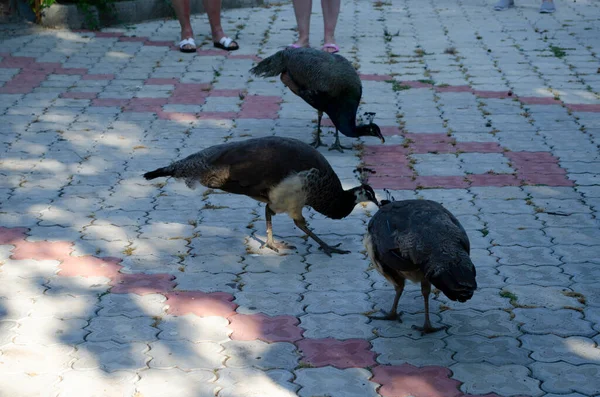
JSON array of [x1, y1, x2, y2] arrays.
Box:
[[328, 142, 351, 152], [261, 241, 296, 253], [411, 324, 447, 335], [368, 310, 402, 322], [318, 243, 350, 257]]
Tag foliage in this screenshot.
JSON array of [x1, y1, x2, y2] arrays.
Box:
[[29, 0, 57, 23], [29, 0, 117, 30]]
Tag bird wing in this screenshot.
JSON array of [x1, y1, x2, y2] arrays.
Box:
[[368, 210, 421, 272], [439, 205, 471, 254]]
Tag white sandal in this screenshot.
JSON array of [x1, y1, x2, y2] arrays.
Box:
[[179, 37, 197, 53], [213, 36, 239, 51]]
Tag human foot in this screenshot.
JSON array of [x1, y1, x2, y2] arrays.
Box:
[[493, 0, 514, 10], [322, 43, 339, 54], [539, 0, 556, 13]]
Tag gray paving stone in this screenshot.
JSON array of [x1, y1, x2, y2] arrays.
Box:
[[243, 255, 306, 274], [300, 314, 373, 340], [570, 282, 600, 307], [545, 227, 600, 246], [553, 244, 600, 264], [57, 370, 137, 397], [86, 316, 157, 343], [174, 272, 237, 293], [0, 343, 74, 374], [438, 288, 511, 311], [451, 363, 543, 396], [217, 368, 298, 397], [234, 291, 304, 317], [240, 272, 306, 293], [302, 291, 373, 315], [72, 340, 149, 372], [476, 199, 536, 214], [295, 367, 378, 397], [148, 340, 225, 370], [15, 317, 88, 346], [157, 314, 231, 342], [304, 270, 372, 293], [491, 246, 561, 266], [98, 293, 167, 318], [513, 308, 595, 337], [441, 309, 520, 337], [0, 373, 58, 397], [223, 340, 299, 370], [502, 285, 585, 310], [136, 368, 217, 397], [498, 265, 571, 286], [373, 336, 454, 366], [0, 320, 17, 347], [520, 334, 600, 365], [446, 334, 532, 365], [530, 362, 600, 395], [488, 227, 552, 247]]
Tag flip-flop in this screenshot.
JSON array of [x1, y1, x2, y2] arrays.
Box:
[[288, 44, 303, 49], [322, 43, 340, 54], [179, 37, 197, 53], [214, 36, 239, 51]]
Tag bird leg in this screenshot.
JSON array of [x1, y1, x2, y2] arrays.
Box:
[[262, 205, 296, 252], [328, 129, 352, 152], [293, 218, 350, 256], [412, 280, 447, 335], [369, 279, 405, 321], [310, 111, 327, 148]]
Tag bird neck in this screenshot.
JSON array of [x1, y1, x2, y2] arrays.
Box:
[[327, 101, 359, 137], [321, 188, 360, 219]]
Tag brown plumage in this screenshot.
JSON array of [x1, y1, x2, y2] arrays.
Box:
[[249, 48, 384, 152], [364, 199, 477, 334], [144, 136, 379, 256]]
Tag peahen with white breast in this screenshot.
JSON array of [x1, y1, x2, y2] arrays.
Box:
[[249, 48, 385, 152], [364, 198, 477, 334], [144, 136, 379, 256]]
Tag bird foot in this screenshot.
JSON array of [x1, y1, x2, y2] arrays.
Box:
[[368, 310, 402, 322], [310, 135, 327, 148], [328, 141, 352, 152], [411, 324, 447, 335], [317, 242, 350, 257], [261, 240, 296, 253]]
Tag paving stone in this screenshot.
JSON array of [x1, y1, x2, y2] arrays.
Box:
[[563, 262, 600, 284], [441, 309, 520, 337], [502, 285, 585, 310], [530, 362, 600, 395], [513, 308, 595, 337], [136, 368, 217, 397], [373, 336, 454, 366], [570, 282, 600, 307], [446, 334, 532, 365], [300, 314, 373, 340], [223, 340, 299, 370], [72, 341, 150, 372], [498, 264, 571, 286], [491, 246, 561, 266], [302, 291, 373, 315], [57, 370, 137, 397], [243, 254, 306, 274], [437, 288, 511, 311], [15, 317, 88, 345], [488, 227, 552, 247], [173, 271, 237, 293], [552, 244, 600, 264], [234, 291, 304, 316], [0, 343, 74, 374], [304, 270, 372, 293], [371, 364, 462, 397], [295, 367, 379, 397], [520, 334, 600, 365], [148, 340, 225, 370], [86, 315, 157, 343], [157, 314, 231, 342], [98, 293, 167, 317], [217, 368, 298, 397], [240, 272, 306, 293], [451, 363, 543, 396], [228, 313, 303, 343], [0, 372, 58, 397]]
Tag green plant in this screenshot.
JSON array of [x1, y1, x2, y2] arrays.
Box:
[[77, 0, 117, 30], [29, 0, 57, 23]]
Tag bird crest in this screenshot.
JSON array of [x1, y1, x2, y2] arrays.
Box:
[[380, 188, 396, 207], [357, 111, 377, 126], [353, 167, 376, 184]]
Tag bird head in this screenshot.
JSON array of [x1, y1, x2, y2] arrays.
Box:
[[356, 112, 385, 143], [352, 184, 380, 207]]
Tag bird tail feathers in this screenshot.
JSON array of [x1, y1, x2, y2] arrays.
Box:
[[249, 51, 286, 77], [143, 167, 171, 180]]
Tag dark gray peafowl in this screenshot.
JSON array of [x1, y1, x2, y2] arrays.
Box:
[[249, 48, 385, 152], [144, 136, 379, 256], [364, 198, 477, 334]]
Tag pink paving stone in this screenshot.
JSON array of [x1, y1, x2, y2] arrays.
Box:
[[369, 165, 414, 177], [58, 255, 122, 278], [0, 227, 29, 245], [60, 92, 97, 100], [405, 133, 453, 143], [372, 364, 462, 397], [11, 240, 73, 261], [368, 176, 418, 190], [415, 176, 470, 189], [522, 174, 574, 187], [92, 98, 129, 107], [519, 96, 562, 105], [144, 40, 173, 47], [129, 98, 168, 106], [210, 89, 245, 97], [455, 142, 503, 153], [168, 96, 207, 105], [0, 86, 33, 94], [435, 85, 473, 93], [364, 145, 411, 155], [94, 32, 123, 38], [363, 154, 411, 166], [157, 111, 199, 121], [118, 36, 147, 42], [0, 56, 36, 67], [228, 54, 262, 62], [380, 126, 404, 136], [473, 90, 511, 99], [110, 273, 176, 295], [55, 68, 87, 75], [146, 78, 179, 85], [82, 74, 115, 80], [123, 105, 163, 113], [401, 80, 433, 88], [296, 338, 377, 369], [505, 151, 558, 163], [165, 291, 238, 317], [228, 313, 304, 343], [411, 142, 456, 154], [467, 174, 521, 187], [194, 49, 227, 56], [197, 111, 238, 120], [512, 162, 566, 174], [360, 74, 394, 81], [567, 104, 600, 112]]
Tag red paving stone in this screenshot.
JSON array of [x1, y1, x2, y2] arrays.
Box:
[[210, 89, 245, 97], [473, 90, 512, 99], [522, 174, 574, 186], [372, 364, 463, 397], [0, 227, 28, 245], [519, 96, 562, 105], [228, 313, 304, 343], [58, 255, 122, 278], [10, 240, 73, 261], [455, 142, 503, 153], [416, 176, 470, 189], [92, 98, 129, 107], [296, 338, 377, 369], [368, 176, 418, 190], [82, 74, 115, 80], [467, 174, 520, 187], [360, 74, 394, 81], [60, 92, 97, 100], [110, 273, 176, 295], [238, 95, 281, 119], [228, 54, 262, 62], [436, 85, 473, 93], [567, 104, 600, 112], [165, 291, 238, 317]]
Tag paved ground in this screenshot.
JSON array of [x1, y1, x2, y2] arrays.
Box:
[[1, 0, 600, 396]]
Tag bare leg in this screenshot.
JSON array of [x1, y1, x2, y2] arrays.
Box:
[[328, 129, 352, 152], [321, 0, 340, 51], [172, 0, 195, 49], [293, 218, 349, 256], [412, 280, 447, 335], [203, 0, 238, 49], [310, 111, 327, 148], [291, 0, 311, 47], [369, 279, 405, 321], [262, 206, 295, 252]]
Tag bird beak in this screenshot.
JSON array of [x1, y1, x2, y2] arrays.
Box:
[[377, 130, 385, 143]]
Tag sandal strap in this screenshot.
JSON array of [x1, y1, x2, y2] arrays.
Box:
[[179, 38, 196, 48], [219, 36, 234, 48]]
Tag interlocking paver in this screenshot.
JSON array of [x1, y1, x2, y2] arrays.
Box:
[[451, 363, 543, 396], [217, 368, 298, 397], [530, 362, 600, 395], [135, 368, 217, 397], [295, 367, 379, 397], [57, 370, 137, 397], [223, 340, 299, 370], [513, 308, 595, 337]]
